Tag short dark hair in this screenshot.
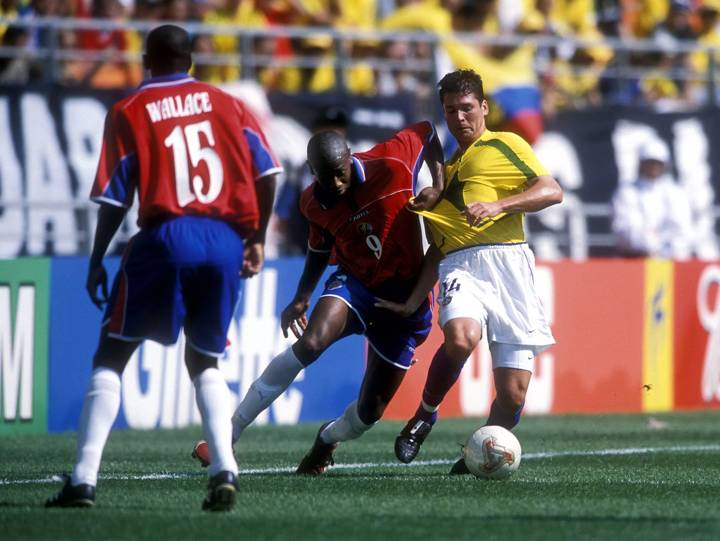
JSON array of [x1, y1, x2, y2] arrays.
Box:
[[145, 24, 192, 72], [438, 69, 485, 104]]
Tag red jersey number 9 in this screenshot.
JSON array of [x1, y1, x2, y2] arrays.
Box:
[[366, 234, 382, 260], [164, 120, 224, 207]]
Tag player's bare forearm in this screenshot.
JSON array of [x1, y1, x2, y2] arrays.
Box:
[[494, 175, 563, 215], [241, 174, 276, 277], [407, 243, 442, 310], [87, 203, 126, 309], [294, 249, 331, 302], [250, 173, 279, 244], [89, 204, 127, 266], [375, 243, 442, 316], [281, 230, 330, 339]]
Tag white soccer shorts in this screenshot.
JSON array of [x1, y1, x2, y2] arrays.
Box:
[[436, 242, 555, 372]]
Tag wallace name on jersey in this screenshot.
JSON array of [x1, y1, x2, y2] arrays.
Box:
[[145, 92, 212, 123]]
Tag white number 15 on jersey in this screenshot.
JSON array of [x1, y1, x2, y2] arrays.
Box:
[[164, 120, 224, 207]]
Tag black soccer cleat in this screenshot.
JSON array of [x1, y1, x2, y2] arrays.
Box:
[[201, 470, 239, 512], [45, 476, 96, 508], [296, 422, 338, 475], [449, 457, 471, 475], [394, 418, 434, 464]]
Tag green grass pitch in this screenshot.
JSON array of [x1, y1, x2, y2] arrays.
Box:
[[2, 411, 720, 540]]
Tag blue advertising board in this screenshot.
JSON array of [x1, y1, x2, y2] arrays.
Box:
[[48, 257, 365, 432]]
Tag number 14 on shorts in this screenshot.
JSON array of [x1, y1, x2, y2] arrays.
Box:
[[440, 278, 460, 306]]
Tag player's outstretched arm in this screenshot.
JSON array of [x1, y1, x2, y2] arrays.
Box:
[[87, 203, 127, 309], [374, 243, 442, 317], [281, 249, 332, 338]]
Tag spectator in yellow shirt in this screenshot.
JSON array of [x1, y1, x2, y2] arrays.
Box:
[[383, 0, 544, 143], [266, 0, 378, 94], [204, 0, 269, 83], [689, 0, 720, 104]]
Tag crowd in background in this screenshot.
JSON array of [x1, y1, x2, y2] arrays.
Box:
[[1, 0, 720, 114], [0, 0, 716, 260]]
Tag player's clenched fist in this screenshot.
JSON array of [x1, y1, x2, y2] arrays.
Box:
[[241, 241, 264, 278], [407, 186, 442, 212], [463, 200, 502, 226], [86, 262, 109, 310]]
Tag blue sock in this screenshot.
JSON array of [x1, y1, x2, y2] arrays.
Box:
[[486, 399, 524, 430]]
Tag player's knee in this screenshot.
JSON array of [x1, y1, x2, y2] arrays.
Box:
[[92, 358, 124, 376], [357, 397, 385, 424], [296, 332, 330, 363], [443, 323, 481, 361], [496, 386, 526, 413], [92, 337, 137, 374], [443, 335, 475, 362], [184, 347, 218, 380]]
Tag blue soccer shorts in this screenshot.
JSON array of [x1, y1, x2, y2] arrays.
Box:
[[319, 269, 432, 369], [103, 216, 244, 357]]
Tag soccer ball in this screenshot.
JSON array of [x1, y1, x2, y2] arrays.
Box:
[[462, 425, 522, 480]]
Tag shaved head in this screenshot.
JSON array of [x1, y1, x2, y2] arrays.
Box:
[[307, 130, 350, 171], [144, 24, 192, 75], [307, 130, 353, 205]]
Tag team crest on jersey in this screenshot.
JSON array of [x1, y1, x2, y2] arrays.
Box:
[[357, 222, 373, 235]]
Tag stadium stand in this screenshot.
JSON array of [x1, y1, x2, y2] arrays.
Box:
[[0, 0, 718, 259], [1, 0, 719, 109]]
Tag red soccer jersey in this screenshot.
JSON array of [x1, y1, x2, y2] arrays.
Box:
[[300, 121, 436, 298], [91, 73, 282, 236]]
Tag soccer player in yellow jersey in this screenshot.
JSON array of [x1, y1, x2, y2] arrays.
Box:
[[376, 69, 563, 474]]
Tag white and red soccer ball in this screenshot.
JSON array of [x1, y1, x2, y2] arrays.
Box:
[[463, 425, 522, 480]]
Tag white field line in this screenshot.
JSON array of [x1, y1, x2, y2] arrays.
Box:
[[2, 443, 719, 486]]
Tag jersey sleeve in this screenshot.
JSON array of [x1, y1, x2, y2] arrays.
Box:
[[90, 106, 137, 208], [366, 121, 436, 189], [236, 101, 284, 180]]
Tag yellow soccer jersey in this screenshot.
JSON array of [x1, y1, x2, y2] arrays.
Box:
[[416, 129, 549, 254]]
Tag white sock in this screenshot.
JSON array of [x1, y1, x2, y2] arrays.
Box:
[[71, 367, 121, 487], [231, 346, 304, 442], [320, 401, 374, 444], [194, 368, 238, 477]]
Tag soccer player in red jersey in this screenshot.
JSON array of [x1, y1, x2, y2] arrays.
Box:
[[46, 24, 280, 511], [193, 124, 444, 474]]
